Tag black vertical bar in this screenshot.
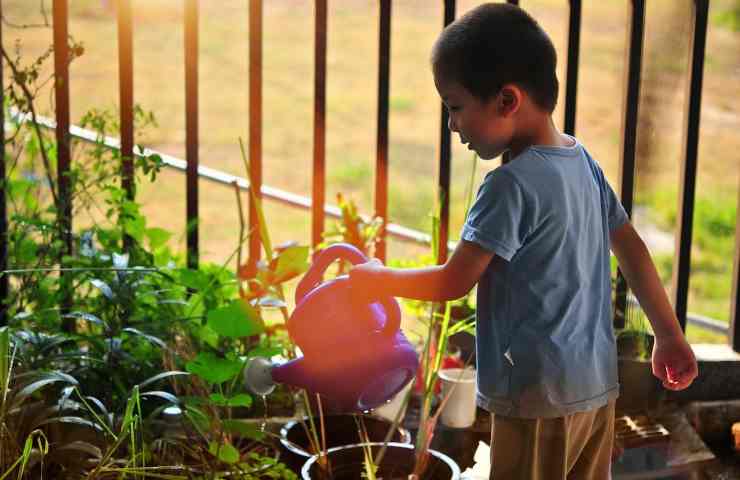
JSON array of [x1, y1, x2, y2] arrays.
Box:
[[375, 0, 391, 262], [437, 0, 455, 264], [672, 0, 708, 331], [249, 0, 263, 263], [53, 0, 73, 330], [501, 0, 519, 165], [0, 1, 7, 326], [118, 0, 134, 202], [614, 0, 645, 329], [731, 187, 740, 351], [312, 0, 327, 251], [185, 0, 199, 269], [563, 0, 581, 135]]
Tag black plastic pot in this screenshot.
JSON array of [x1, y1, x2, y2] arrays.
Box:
[[301, 442, 461, 479], [617, 357, 664, 413], [280, 414, 411, 471]]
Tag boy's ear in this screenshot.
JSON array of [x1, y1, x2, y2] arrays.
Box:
[[498, 84, 522, 116]]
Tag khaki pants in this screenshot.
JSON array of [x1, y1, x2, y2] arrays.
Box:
[[490, 400, 615, 480]]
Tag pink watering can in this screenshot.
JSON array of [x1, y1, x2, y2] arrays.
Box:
[[244, 243, 419, 412]]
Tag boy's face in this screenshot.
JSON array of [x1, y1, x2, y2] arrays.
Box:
[[434, 75, 514, 160]]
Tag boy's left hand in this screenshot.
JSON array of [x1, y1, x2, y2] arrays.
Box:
[[651, 335, 698, 391]]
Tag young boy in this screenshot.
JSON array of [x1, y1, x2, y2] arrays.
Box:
[[349, 3, 698, 479]]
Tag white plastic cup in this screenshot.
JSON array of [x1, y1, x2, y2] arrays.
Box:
[[438, 368, 477, 428]]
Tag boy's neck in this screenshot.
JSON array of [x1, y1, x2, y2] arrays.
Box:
[[508, 116, 571, 158]]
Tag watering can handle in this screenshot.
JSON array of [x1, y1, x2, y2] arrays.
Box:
[[295, 243, 401, 336]]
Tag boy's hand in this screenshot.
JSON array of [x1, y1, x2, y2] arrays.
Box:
[[651, 335, 698, 391], [348, 259, 386, 305]]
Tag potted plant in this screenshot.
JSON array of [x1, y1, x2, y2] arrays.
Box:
[[615, 294, 663, 414]]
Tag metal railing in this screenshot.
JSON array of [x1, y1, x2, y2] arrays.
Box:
[[0, 0, 737, 349], [10, 110, 729, 338]]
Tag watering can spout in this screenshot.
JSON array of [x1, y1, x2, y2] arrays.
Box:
[[244, 356, 326, 397], [243, 356, 278, 397]]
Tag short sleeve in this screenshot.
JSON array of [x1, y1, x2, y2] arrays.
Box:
[[604, 178, 629, 231], [460, 169, 529, 261]]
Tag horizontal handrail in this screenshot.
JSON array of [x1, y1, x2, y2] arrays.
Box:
[[8, 111, 728, 338], [7, 110, 456, 251]]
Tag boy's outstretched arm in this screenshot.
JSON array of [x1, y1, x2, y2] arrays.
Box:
[[349, 240, 495, 303], [610, 222, 698, 391]]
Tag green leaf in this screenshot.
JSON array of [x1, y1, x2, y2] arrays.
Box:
[[198, 324, 219, 349], [186, 352, 243, 384], [185, 405, 210, 433], [208, 393, 253, 408], [209, 393, 228, 405], [0, 328, 9, 395], [273, 245, 310, 282], [140, 390, 180, 405], [209, 440, 240, 464], [222, 419, 265, 441], [145, 227, 172, 250], [226, 393, 252, 407], [123, 215, 146, 244], [178, 269, 210, 291], [16, 238, 38, 264], [122, 328, 166, 349], [206, 300, 263, 339], [137, 371, 190, 390]]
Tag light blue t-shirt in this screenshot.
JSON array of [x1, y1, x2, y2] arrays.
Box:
[[461, 137, 628, 418]]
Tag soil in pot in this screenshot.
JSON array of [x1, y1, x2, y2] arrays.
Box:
[[281, 414, 411, 470], [302, 442, 461, 480]]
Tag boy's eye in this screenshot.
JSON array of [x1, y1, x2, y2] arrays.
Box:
[[447, 105, 461, 113]]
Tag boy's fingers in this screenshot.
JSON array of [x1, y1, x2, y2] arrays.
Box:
[[662, 366, 697, 390]]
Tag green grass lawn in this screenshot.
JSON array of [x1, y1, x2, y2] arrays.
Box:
[[3, 0, 739, 344]]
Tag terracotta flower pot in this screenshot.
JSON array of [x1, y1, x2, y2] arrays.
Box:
[[301, 442, 461, 480]]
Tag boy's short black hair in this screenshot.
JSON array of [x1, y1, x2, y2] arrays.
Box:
[[432, 3, 559, 113]]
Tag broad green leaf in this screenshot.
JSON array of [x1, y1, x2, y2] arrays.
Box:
[[209, 440, 240, 464], [208, 393, 252, 408], [146, 227, 172, 250], [273, 245, 309, 282], [226, 393, 252, 408], [198, 324, 219, 349], [222, 419, 265, 441], [123, 215, 146, 244], [186, 352, 243, 384], [16, 238, 37, 264], [206, 300, 263, 339], [178, 269, 210, 291], [209, 393, 228, 405]]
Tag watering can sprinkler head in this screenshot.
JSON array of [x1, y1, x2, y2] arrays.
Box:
[[243, 243, 419, 412], [244, 356, 277, 397]]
